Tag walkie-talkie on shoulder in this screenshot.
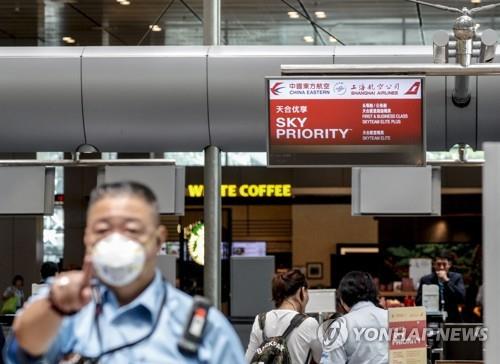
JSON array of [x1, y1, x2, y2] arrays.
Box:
[[178, 295, 211, 356]]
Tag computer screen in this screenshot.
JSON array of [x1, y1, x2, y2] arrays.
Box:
[[231, 241, 267, 257], [164, 241, 230, 260], [442, 323, 484, 361]]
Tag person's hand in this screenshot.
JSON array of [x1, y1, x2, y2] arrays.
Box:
[[48, 259, 93, 315], [436, 270, 449, 282]]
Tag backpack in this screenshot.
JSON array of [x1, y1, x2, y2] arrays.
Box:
[[250, 312, 309, 364]]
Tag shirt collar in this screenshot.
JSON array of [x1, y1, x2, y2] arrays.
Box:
[[350, 301, 376, 312], [102, 269, 166, 320]]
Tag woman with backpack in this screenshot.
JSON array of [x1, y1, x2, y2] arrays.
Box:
[[245, 269, 322, 364]]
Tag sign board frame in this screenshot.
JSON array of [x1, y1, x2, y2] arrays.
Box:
[[351, 166, 441, 216], [97, 165, 185, 215], [266, 76, 426, 167], [0, 166, 55, 215], [389, 306, 427, 364]]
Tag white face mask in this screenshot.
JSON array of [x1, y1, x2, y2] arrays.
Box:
[[92, 233, 146, 287]]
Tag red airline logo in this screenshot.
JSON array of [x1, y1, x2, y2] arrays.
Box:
[[270, 82, 285, 96], [405, 81, 421, 95]]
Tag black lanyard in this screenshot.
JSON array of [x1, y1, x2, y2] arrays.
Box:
[[80, 279, 168, 363]]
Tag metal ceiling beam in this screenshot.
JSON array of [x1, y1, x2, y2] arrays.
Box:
[[178, 0, 202, 22], [137, 0, 176, 46], [281, 63, 500, 75], [416, 3, 426, 45], [67, 3, 128, 45], [279, 0, 345, 45], [0, 159, 175, 167], [296, 0, 326, 45]]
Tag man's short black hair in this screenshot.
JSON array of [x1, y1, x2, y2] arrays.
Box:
[[89, 181, 159, 220], [338, 271, 379, 308], [435, 249, 454, 263], [40, 262, 59, 280]]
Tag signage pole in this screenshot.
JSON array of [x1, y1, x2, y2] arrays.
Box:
[[483, 143, 500, 364], [203, 0, 220, 46], [203, 145, 221, 308], [203, 0, 221, 309]]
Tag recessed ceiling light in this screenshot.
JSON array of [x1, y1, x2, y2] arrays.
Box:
[[288, 11, 300, 19], [149, 24, 162, 32], [329, 36, 338, 43], [315, 11, 326, 19], [303, 36, 314, 43], [117, 0, 131, 5], [62, 36, 75, 44], [470, 0, 481, 3]]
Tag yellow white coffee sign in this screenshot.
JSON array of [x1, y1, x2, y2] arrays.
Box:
[[187, 184, 292, 198]]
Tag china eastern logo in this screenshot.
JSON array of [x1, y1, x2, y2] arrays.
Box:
[[270, 82, 285, 95], [405, 81, 421, 95]]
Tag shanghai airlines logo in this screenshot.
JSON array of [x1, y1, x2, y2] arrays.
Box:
[[333, 82, 346, 95], [270, 82, 285, 95], [405, 81, 421, 95]]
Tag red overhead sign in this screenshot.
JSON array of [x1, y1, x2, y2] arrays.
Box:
[[267, 78, 425, 166]]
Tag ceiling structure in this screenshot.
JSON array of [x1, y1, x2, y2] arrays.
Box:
[[0, 0, 499, 46]]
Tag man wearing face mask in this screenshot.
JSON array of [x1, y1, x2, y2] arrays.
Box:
[[5, 181, 246, 364]]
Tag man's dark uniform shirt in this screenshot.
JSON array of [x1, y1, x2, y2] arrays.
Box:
[[416, 271, 466, 322]]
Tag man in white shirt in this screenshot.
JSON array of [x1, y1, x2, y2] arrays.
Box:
[[321, 271, 388, 364]]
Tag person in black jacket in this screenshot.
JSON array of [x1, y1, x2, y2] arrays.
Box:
[[416, 250, 465, 322]]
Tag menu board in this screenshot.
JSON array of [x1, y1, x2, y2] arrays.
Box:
[[409, 258, 432, 290], [267, 77, 425, 166]]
